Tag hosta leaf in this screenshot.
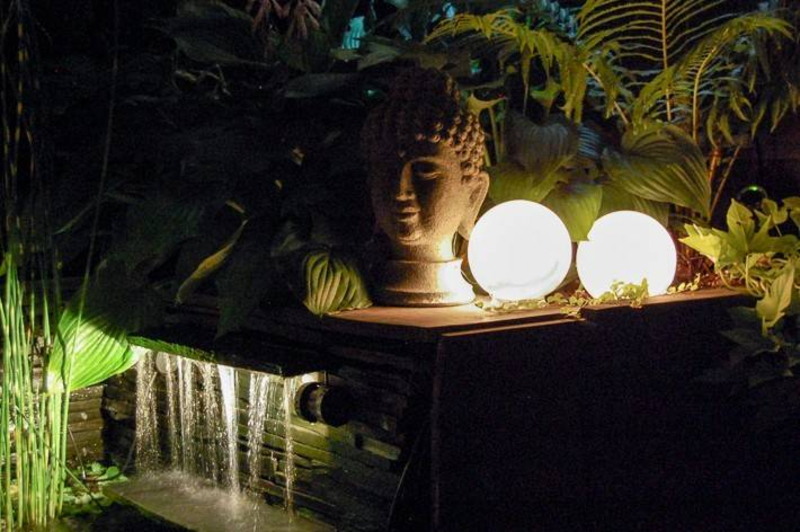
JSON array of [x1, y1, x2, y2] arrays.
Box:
[[542, 182, 603, 241], [487, 161, 566, 204], [598, 183, 670, 226], [602, 124, 710, 217], [506, 111, 579, 177], [47, 307, 136, 393], [302, 249, 371, 316], [120, 192, 210, 275]]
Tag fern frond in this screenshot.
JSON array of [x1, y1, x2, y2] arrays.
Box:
[[576, 0, 742, 119], [671, 12, 792, 140]]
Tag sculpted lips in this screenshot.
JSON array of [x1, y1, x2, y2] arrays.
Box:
[[392, 205, 420, 222]]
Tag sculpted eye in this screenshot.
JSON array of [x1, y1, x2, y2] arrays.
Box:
[[412, 163, 443, 181], [415, 171, 441, 181]]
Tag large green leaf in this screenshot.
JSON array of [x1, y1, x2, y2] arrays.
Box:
[[576, 0, 741, 105], [542, 182, 603, 242], [302, 249, 371, 316], [680, 224, 722, 263], [156, 0, 263, 66], [756, 261, 796, 334], [506, 111, 579, 177], [120, 192, 210, 275], [488, 161, 567, 205], [47, 307, 136, 393], [598, 182, 670, 226], [602, 124, 710, 217], [216, 221, 280, 337], [176, 219, 248, 304]]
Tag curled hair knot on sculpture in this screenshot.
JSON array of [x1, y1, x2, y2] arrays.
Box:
[[361, 67, 486, 182]]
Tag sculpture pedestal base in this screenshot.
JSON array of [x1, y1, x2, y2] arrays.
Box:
[[373, 259, 475, 307]]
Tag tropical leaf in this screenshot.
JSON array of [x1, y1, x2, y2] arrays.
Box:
[[120, 192, 211, 275], [506, 111, 579, 177], [576, 0, 739, 84], [488, 161, 566, 205], [681, 224, 723, 263], [155, 0, 263, 66], [668, 11, 792, 139], [542, 182, 603, 241], [755, 261, 796, 334], [176, 219, 248, 304], [46, 306, 136, 393], [602, 123, 710, 217], [598, 182, 670, 226], [216, 221, 280, 337], [302, 249, 371, 316]]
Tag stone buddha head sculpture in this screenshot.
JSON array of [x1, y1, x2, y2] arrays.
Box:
[[362, 68, 490, 306]]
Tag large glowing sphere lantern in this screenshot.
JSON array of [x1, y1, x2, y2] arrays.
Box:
[[577, 211, 676, 298], [468, 200, 572, 301]]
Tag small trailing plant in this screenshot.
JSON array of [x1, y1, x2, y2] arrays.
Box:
[[682, 197, 800, 387], [476, 278, 679, 316]]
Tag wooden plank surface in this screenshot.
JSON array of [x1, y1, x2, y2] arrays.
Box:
[[270, 288, 743, 342]]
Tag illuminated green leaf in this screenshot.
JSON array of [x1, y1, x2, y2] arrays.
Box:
[[598, 183, 669, 227], [506, 112, 579, 177], [47, 308, 136, 393], [602, 124, 710, 218], [542, 182, 602, 241], [755, 262, 795, 334], [680, 225, 722, 263], [176, 219, 248, 304], [302, 249, 371, 316], [488, 161, 566, 204]]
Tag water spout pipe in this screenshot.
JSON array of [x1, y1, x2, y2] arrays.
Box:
[[294, 382, 353, 427]]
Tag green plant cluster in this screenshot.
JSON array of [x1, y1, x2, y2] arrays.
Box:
[[682, 198, 800, 387], [476, 278, 680, 316], [424, 0, 797, 240], [39, 0, 798, 332]]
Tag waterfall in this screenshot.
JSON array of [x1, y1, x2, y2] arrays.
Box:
[[134, 351, 298, 512], [246, 373, 274, 490], [135, 351, 159, 472], [283, 376, 297, 514], [218, 364, 240, 493], [177, 357, 198, 475], [163, 354, 180, 468], [199, 363, 221, 482]]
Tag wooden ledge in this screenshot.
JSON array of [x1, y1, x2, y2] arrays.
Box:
[[270, 288, 746, 343]]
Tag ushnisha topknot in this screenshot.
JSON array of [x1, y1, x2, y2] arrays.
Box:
[[361, 67, 486, 182]]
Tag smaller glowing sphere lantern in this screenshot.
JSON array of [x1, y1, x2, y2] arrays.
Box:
[[577, 211, 676, 298], [468, 200, 572, 301]]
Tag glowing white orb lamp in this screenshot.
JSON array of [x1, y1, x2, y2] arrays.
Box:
[[468, 200, 572, 301], [577, 210, 676, 298]]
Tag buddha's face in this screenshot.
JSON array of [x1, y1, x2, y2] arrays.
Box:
[[369, 142, 487, 261]]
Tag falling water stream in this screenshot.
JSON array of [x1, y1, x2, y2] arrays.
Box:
[[134, 351, 298, 515], [134, 353, 159, 471], [218, 365, 240, 492]]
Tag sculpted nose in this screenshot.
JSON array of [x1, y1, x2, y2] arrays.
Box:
[[395, 164, 416, 200]]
